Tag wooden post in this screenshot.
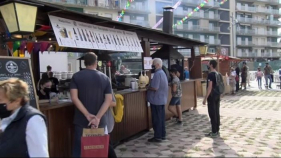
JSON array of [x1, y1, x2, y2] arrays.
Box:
[[0, 21, 8, 56]]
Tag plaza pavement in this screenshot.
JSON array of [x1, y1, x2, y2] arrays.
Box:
[[115, 81, 281, 157]]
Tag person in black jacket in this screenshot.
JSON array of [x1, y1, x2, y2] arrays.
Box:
[[235, 65, 240, 92], [0, 78, 48, 157]]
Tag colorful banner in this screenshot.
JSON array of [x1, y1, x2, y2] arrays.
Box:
[[49, 15, 143, 53]]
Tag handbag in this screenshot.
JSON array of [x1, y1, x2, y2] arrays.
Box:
[[235, 75, 239, 82], [81, 128, 109, 158]]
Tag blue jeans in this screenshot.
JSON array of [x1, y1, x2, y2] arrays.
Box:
[[257, 77, 262, 87], [151, 104, 166, 139], [265, 75, 272, 87], [72, 125, 83, 157]]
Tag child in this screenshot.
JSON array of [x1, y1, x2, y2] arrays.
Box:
[[168, 68, 183, 125]]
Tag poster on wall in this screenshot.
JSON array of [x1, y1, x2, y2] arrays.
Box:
[[49, 15, 143, 52]]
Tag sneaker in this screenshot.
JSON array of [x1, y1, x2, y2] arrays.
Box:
[[148, 138, 162, 143], [162, 137, 168, 141], [205, 132, 218, 138]]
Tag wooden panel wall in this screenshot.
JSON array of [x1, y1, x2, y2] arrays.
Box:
[[110, 91, 148, 144], [41, 103, 74, 157]]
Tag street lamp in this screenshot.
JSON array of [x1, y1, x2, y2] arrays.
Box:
[[199, 45, 208, 55], [0, 0, 38, 34]]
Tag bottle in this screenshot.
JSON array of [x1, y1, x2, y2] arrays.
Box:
[[73, 28, 79, 41], [81, 29, 87, 41], [77, 28, 83, 41]]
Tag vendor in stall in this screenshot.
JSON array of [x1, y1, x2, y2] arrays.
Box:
[[120, 65, 130, 74], [48, 72, 59, 93], [37, 79, 52, 100]]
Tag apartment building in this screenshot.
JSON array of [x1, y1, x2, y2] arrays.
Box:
[[39, 0, 280, 59], [40, 0, 150, 27], [236, 0, 281, 59]]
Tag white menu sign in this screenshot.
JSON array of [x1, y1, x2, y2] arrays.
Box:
[[49, 15, 143, 52]]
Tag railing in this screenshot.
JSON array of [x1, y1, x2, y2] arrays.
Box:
[[256, 0, 281, 4], [176, 24, 220, 32], [237, 17, 281, 25], [267, 31, 281, 36], [267, 42, 281, 47], [39, 0, 88, 5], [174, 12, 220, 20], [237, 52, 257, 57], [192, 37, 221, 44], [237, 6, 256, 12], [120, 0, 149, 12], [237, 41, 254, 46], [256, 8, 281, 15], [236, 29, 256, 35], [181, 0, 220, 7]]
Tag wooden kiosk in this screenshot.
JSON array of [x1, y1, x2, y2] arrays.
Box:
[[0, 0, 206, 157]]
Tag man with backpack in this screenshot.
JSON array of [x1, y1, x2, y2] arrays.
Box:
[[203, 60, 224, 138]]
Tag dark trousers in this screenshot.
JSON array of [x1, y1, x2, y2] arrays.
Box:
[[72, 125, 117, 158], [151, 104, 166, 139], [236, 76, 240, 91], [207, 94, 220, 133]]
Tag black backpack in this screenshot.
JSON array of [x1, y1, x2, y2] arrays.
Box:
[[213, 72, 225, 95]]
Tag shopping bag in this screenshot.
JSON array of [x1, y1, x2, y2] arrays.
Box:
[[81, 128, 109, 158]]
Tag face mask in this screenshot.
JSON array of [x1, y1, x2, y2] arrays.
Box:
[[0, 103, 12, 119], [152, 65, 156, 70], [44, 88, 51, 94], [207, 66, 210, 70]]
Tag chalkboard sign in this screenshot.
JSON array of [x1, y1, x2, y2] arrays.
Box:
[[0, 57, 39, 109]]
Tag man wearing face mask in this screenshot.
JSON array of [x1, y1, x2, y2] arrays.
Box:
[[147, 58, 168, 143], [0, 78, 49, 157]]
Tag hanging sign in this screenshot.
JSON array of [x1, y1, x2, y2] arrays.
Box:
[[49, 15, 143, 53]]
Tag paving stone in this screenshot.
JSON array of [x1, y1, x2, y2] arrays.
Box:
[[115, 86, 281, 157]]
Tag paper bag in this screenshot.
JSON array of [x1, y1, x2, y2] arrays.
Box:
[[81, 128, 109, 158]]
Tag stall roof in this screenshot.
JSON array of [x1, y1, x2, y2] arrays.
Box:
[[1, 0, 206, 49], [201, 53, 243, 61]]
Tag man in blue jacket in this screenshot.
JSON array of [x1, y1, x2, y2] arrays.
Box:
[[147, 58, 168, 143]]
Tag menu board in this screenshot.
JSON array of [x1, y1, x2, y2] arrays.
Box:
[[49, 15, 143, 53], [0, 57, 39, 109], [143, 57, 153, 70]]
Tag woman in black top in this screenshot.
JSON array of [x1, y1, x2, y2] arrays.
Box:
[[48, 72, 59, 93], [38, 79, 52, 100]]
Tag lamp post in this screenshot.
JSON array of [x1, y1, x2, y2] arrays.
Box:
[[230, 12, 239, 57], [0, 0, 38, 34]]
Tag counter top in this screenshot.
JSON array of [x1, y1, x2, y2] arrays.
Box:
[[115, 88, 147, 95], [40, 100, 73, 111]]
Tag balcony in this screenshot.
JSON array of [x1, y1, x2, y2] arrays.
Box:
[[175, 24, 220, 33], [237, 17, 281, 26], [256, 8, 281, 16], [236, 41, 254, 46], [237, 52, 280, 58], [174, 12, 220, 20], [256, 0, 281, 5], [192, 37, 221, 45], [130, 20, 150, 28], [236, 29, 256, 35], [119, 0, 149, 13], [267, 42, 281, 47], [39, 0, 88, 5], [181, 0, 220, 8], [237, 52, 257, 57], [267, 31, 281, 36], [237, 6, 256, 12]]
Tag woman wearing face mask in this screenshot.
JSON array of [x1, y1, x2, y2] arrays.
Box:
[[38, 79, 52, 100], [0, 78, 49, 157]]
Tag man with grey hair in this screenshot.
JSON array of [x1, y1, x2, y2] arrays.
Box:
[[147, 58, 168, 143]]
